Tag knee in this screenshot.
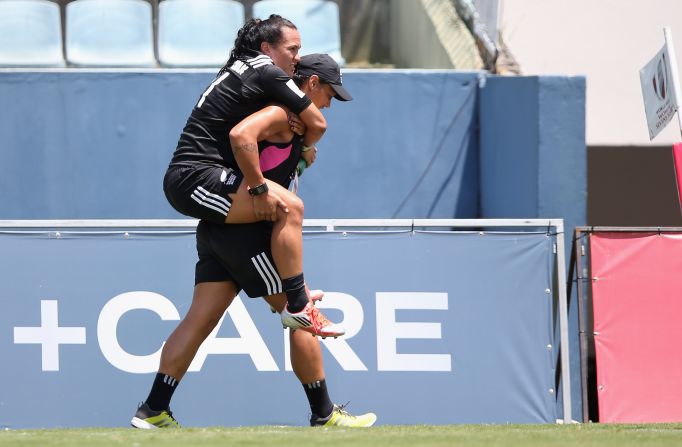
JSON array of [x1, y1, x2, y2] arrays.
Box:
[[281, 195, 304, 223], [201, 313, 222, 336], [186, 311, 221, 339], [289, 195, 304, 218]]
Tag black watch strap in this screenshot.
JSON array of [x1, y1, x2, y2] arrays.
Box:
[[248, 182, 269, 196]]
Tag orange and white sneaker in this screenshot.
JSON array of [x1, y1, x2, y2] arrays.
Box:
[[308, 289, 325, 304], [281, 302, 345, 338], [269, 290, 325, 313]]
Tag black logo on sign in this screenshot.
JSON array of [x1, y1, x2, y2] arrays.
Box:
[[653, 53, 668, 101]]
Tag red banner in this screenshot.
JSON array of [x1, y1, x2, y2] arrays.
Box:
[[591, 232, 682, 422]]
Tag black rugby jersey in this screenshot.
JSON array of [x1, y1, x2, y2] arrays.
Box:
[[169, 52, 312, 168]]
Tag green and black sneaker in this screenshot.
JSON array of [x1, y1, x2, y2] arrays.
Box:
[[310, 403, 377, 427], [131, 402, 180, 429]]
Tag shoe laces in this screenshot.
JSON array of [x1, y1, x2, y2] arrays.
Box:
[[165, 408, 180, 425], [309, 290, 324, 304], [335, 401, 353, 418], [307, 305, 332, 330]]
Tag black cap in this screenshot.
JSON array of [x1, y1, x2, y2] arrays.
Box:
[[296, 53, 352, 101]]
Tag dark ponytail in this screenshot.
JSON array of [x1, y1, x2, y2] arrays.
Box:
[[218, 14, 297, 75], [291, 73, 309, 88]]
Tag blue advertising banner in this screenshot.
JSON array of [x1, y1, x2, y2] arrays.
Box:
[[0, 70, 480, 220], [0, 225, 559, 427]]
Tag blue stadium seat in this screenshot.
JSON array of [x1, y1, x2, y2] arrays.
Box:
[[252, 0, 345, 65], [65, 0, 155, 67], [0, 0, 65, 67], [157, 0, 244, 67]]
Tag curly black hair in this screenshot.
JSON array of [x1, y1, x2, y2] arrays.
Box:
[[218, 14, 297, 75]]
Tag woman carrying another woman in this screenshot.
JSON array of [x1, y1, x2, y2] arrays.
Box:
[[163, 15, 341, 337], [132, 54, 376, 429]]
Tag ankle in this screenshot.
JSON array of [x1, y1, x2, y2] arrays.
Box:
[[283, 273, 307, 312]]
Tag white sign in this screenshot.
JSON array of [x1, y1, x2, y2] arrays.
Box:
[[640, 43, 678, 140], [14, 291, 452, 374]]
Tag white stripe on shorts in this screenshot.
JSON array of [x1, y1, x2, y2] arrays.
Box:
[[251, 253, 282, 296], [191, 193, 227, 216], [251, 254, 273, 295], [191, 186, 231, 216], [259, 252, 282, 293], [197, 186, 231, 208]]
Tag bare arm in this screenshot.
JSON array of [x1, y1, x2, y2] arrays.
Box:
[[229, 105, 294, 221], [298, 102, 327, 147], [229, 105, 291, 189]]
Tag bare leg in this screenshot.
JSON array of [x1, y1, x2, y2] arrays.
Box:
[[264, 293, 324, 383], [133, 281, 238, 427], [228, 181, 342, 336], [159, 281, 237, 380], [226, 180, 303, 280], [264, 293, 347, 424]]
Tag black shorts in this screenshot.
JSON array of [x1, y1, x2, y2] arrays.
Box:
[[195, 220, 282, 298], [164, 164, 243, 224]]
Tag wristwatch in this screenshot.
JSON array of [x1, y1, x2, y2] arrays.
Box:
[[248, 182, 269, 196]]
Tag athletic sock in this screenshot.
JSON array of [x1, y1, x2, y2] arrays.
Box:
[[303, 379, 334, 418], [145, 373, 179, 411], [283, 273, 308, 313]]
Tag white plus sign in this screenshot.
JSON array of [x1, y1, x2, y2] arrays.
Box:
[[14, 300, 86, 371]]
